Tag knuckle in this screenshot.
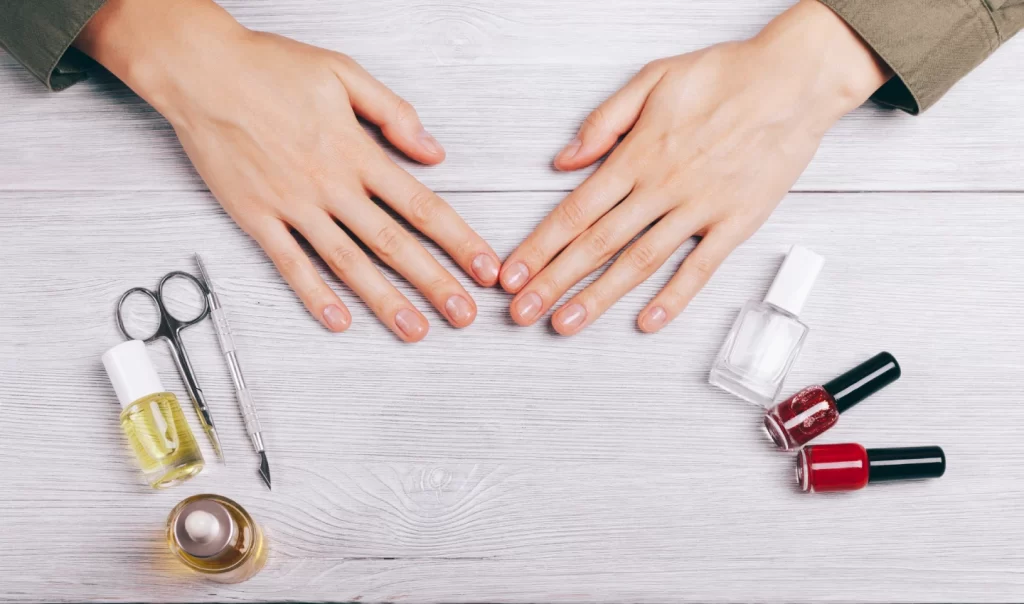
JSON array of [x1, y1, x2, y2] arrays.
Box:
[[533, 275, 561, 297], [408, 188, 442, 225], [371, 224, 405, 261], [326, 244, 359, 274], [274, 251, 306, 278], [394, 98, 418, 126], [583, 106, 608, 133], [688, 252, 717, 283], [583, 227, 616, 259], [625, 242, 659, 273], [556, 197, 588, 231]]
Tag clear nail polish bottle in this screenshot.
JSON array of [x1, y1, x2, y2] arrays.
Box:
[[709, 245, 825, 407]]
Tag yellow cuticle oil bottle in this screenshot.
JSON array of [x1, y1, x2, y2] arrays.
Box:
[[167, 494, 268, 583], [101, 340, 205, 488]]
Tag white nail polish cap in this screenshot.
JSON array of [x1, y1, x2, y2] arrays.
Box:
[[763, 245, 825, 317], [101, 340, 164, 409]]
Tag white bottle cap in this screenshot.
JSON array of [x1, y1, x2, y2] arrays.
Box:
[[101, 340, 164, 409], [763, 245, 825, 317], [184, 510, 222, 544]]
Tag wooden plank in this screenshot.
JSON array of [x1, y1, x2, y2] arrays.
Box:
[[1, 190, 1023, 602], [0, 0, 1022, 193]]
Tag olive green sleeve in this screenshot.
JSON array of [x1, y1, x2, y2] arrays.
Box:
[[819, 0, 1024, 114], [0, 0, 109, 90]]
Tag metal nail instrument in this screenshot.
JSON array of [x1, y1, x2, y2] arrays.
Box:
[[116, 271, 225, 461], [195, 253, 271, 489]]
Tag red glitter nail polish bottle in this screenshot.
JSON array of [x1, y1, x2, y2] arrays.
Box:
[[797, 443, 946, 493], [764, 352, 901, 451]]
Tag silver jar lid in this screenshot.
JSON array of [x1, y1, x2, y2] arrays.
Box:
[[172, 498, 237, 558]]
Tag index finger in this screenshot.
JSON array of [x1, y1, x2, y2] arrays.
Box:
[[499, 153, 635, 293]]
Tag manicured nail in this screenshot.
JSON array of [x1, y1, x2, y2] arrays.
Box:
[[471, 254, 500, 284], [418, 129, 443, 155], [641, 306, 667, 332], [515, 292, 543, 322], [445, 295, 474, 325], [557, 137, 582, 162], [395, 308, 429, 340], [503, 261, 530, 291], [556, 303, 587, 332], [321, 305, 350, 332]]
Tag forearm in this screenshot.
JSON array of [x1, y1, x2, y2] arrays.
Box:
[[72, 0, 247, 118], [752, 0, 893, 122]]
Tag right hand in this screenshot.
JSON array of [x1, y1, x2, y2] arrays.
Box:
[[75, 0, 501, 342]]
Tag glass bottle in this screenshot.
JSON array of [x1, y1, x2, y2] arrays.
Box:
[[709, 245, 825, 407], [797, 444, 946, 493], [167, 494, 268, 583], [102, 340, 205, 488], [764, 352, 902, 450]]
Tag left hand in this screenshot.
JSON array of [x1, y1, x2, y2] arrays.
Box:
[[499, 0, 890, 335]]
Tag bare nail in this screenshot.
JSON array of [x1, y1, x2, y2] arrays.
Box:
[[418, 129, 443, 155], [503, 261, 530, 291], [557, 303, 587, 332], [515, 292, 543, 322], [321, 305, 349, 332], [395, 308, 429, 340], [445, 295, 474, 325], [641, 307, 667, 332], [471, 254, 500, 284], [558, 137, 583, 162]]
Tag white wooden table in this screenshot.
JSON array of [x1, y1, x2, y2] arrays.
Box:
[[2, 1, 1023, 601]]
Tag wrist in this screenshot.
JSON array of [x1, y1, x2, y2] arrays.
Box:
[[74, 0, 248, 119], [753, 0, 893, 125]]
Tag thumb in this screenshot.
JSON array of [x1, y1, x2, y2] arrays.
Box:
[[336, 56, 445, 165], [555, 59, 669, 171]]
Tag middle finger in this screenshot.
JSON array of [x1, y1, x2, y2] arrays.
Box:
[[326, 195, 478, 328]]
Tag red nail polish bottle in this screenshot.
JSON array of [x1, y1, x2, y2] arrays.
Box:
[[797, 443, 946, 493], [763, 352, 901, 451]]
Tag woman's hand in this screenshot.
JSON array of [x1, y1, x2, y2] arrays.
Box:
[[76, 0, 501, 342], [500, 0, 891, 335]]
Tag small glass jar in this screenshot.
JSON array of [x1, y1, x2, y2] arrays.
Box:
[[167, 494, 268, 583]]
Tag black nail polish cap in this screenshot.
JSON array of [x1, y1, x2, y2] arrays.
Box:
[[868, 446, 946, 483], [823, 352, 901, 414]]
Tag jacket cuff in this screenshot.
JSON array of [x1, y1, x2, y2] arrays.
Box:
[[818, 0, 1001, 114], [0, 0, 110, 91]]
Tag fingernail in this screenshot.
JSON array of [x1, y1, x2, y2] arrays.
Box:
[[418, 129, 443, 155], [395, 308, 429, 340], [515, 292, 543, 322], [641, 306, 667, 332], [556, 303, 587, 332], [503, 261, 530, 291], [321, 305, 349, 332], [444, 295, 474, 325], [471, 254, 500, 284], [557, 137, 582, 162]]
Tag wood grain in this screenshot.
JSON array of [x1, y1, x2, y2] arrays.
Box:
[[2, 190, 1024, 602], [0, 0, 1022, 193]]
